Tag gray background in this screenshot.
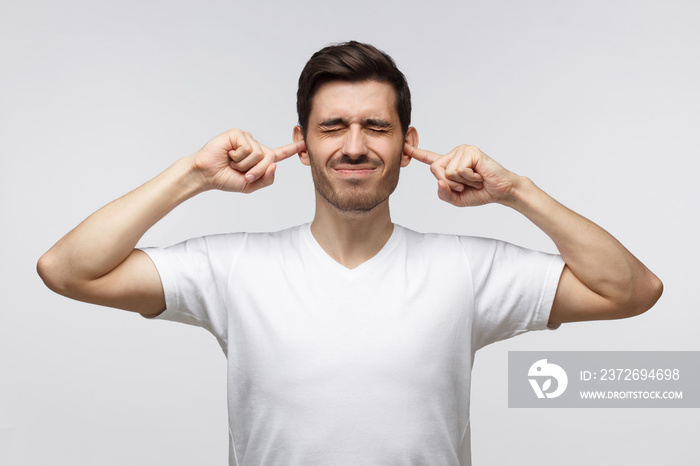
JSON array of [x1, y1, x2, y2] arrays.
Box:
[[1, 0, 698, 464]]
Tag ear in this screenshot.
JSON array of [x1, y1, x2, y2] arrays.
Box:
[[401, 127, 418, 167], [293, 126, 310, 166]]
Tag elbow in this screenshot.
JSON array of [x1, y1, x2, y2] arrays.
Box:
[[644, 273, 664, 311], [37, 251, 61, 293], [37, 251, 75, 297], [622, 272, 663, 318]]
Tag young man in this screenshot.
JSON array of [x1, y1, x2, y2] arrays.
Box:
[[38, 41, 662, 465]]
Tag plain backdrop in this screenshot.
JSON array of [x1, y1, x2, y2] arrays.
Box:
[[2, 0, 699, 465]]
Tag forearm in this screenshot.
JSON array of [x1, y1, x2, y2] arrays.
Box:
[[38, 155, 204, 291], [408, 142, 662, 320], [501, 176, 662, 312]]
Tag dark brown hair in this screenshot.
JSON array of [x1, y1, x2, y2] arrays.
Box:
[[297, 41, 411, 136]]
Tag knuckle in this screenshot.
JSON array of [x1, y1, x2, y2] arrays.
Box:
[[256, 151, 267, 163]]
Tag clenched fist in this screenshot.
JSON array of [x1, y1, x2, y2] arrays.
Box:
[[189, 128, 306, 193], [404, 143, 521, 207]]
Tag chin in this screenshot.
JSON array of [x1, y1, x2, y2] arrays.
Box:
[[309, 153, 402, 214], [317, 186, 393, 213]]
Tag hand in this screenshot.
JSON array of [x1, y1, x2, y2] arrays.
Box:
[[191, 128, 306, 193], [403, 143, 520, 207]]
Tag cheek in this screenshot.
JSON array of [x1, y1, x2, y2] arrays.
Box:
[[367, 138, 404, 160], [309, 137, 341, 156], [305, 142, 334, 167]]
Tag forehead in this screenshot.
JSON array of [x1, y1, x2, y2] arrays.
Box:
[[309, 80, 398, 123]]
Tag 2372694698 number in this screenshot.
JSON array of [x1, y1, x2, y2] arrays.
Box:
[[599, 368, 680, 381]]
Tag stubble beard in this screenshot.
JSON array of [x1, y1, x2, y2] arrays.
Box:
[[308, 148, 402, 213]]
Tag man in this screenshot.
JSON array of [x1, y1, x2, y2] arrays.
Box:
[[37, 41, 662, 465]]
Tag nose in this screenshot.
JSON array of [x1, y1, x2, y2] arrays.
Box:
[[341, 125, 368, 159]]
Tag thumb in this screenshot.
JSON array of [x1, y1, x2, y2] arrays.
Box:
[[244, 162, 277, 193], [437, 180, 459, 205]]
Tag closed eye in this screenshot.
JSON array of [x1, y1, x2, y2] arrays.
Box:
[[363, 118, 392, 134]]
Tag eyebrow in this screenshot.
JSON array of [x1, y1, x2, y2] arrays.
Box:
[[318, 117, 393, 128]]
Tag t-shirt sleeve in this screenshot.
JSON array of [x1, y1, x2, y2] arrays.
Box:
[[138, 234, 245, 352], [459, 236, 565, 350]]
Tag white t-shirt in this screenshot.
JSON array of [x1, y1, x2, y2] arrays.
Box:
[[141, 223, 565, 466]]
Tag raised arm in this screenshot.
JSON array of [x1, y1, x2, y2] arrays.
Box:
[[404, 143, 663, 325], [37, 129, 304, 315]]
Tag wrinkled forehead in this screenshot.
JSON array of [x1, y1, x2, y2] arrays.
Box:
[[309, 80, 399, 125]]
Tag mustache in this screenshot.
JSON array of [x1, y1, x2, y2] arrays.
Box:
[[330, 154, 380, 167]]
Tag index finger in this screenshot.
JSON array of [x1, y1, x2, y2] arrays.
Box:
[[403, 143, 442, 165], [272, 140, 306, 162]]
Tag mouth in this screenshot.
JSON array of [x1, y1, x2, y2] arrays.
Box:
[[331, 160, 379, 176], [333, 166, 377, 176]]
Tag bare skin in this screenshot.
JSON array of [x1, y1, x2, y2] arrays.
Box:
[[402, 142, 663, 324], [293, 80, 417, 269], [37, 129, 305, 315], [37, 79, 662, 325]]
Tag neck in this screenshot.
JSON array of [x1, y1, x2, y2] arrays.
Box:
[[310, 194, 394, 269]]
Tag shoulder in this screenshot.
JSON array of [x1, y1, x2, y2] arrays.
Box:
[[394, 224, 560, 277], [394, 223, 499, 255], [143, 224, 307, 263], [187, 223, 307, 247], [393, 225, 485, 274], [233, 223, 307, 250]]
